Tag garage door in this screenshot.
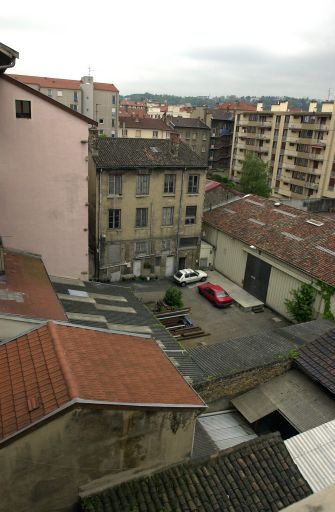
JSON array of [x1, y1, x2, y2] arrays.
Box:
[[243, 254, 271, 302]]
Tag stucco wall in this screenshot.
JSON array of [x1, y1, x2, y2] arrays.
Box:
[[0, 78, 90, 278], [0, 406, 198, 512]]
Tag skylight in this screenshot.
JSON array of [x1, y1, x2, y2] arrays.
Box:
[[245, 199, 264, 207], [273, 209, 297, 218], [316, 246, 335, 256], [306, 219, 324, 227], [249, 218, 265, 226], [224, 208, 237, 214]]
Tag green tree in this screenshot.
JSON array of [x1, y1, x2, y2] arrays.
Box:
[[285, 283, 315, 323], [239, 152, 271, 197]]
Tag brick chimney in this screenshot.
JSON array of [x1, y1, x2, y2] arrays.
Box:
[[88, 127, 99, 157], [170, 132, 180, 157]]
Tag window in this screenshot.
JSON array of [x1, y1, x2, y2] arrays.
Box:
[[162, 207, 174, 226], [112, 119, 115, 127], [201, 146, 206, 153], [185, 206, 197, 224], [15, 100, 31, 119], [188, 175, 199, 194], [57, 90, 63, 97], [134, 240, 149, 255], [180, 237, 198, 247], [136, 208, 148, 227], [164, 174, 176, 194], [185, 131, 191, 140], [135, 129, 141, 137], [47, 89, 53, 97], [108, 174, 122, 195], [99, 118, 104, 124], [70, 104, 78, 111], [73, 91, 78, 103], [202, 134, 207, 141], [192, 133, 197, 140], [108, 209, 121, 229], [112, 95, 116, 105], [161, 239, 171, 252], [136, 174, 150, 195], [153, 130, 158, 138]]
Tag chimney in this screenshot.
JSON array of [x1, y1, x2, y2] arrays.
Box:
[[170, 132, 180, 156], [309, 101, 318, 113], [88, 127, 99, 157], [0, 237, 5, 277]]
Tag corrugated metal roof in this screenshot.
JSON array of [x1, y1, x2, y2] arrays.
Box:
[[232, 369, 335, 432], [285, 420, 335, 492], [192, 410, 257, 459]]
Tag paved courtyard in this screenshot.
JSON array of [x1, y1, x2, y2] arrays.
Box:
[[129, 274, 291, 348]]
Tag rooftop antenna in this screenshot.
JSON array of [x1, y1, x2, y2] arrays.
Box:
[[88, 66, 94, 77]]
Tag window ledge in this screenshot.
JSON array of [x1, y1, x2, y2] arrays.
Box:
[[107, 194, 122, 198], [187, 193, 199, 196], [135, 195, 149, 198], [163, 193, 176, 197]]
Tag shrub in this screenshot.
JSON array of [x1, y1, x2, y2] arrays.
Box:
[[164, 287, 183, 309], [285, 283, 315, 323]]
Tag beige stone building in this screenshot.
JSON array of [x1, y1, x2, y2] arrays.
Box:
[[88, 134, 208, 280], [10, 73, 119, 137], [167, 117, 210, 164], [119, 116, 171, 139], [230, 101, 335, 199]]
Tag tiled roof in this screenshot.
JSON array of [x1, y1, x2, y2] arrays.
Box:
[[80, 432, 312, 512], [169, 116, 210, 129], [205, 179, 243, 195], [0, 321, 204, 442], [119, 117, 171, 130], [9, 74, 81, 90], [120, 100, 146, 107], [0, 249, 66, 321], [218, 101, 256, 111], [188, 320, 334, 383], [296, 328, 335, 395], [93, 138, 207, 169], [9, 74, 119, 92], [203, 195, 335, 286], [209, 109, 234, 121], [52, 279, 206, 384]]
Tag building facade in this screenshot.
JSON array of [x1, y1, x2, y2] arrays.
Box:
[[119, 117, 171, 139], [0, 72, 96, 279], [168, 117, 210, 164], [10, 73, 119, 137], [88, 135, 207, 281], [230, 101, 335, 199]]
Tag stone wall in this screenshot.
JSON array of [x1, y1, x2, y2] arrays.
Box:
[[195, 360, 291, 403], [0, 406, 198, 512]]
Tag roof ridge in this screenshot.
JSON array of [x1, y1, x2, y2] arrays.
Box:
[[47, 321, 79, 399]]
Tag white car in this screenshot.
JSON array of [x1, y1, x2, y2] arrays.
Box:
[[173, 268, 208, 287]]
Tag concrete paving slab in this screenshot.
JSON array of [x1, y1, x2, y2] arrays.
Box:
[[89, 293, 127, 302], [57, 293, 96, 304], [50, 276, 85, 287], [205, 270, 264, 310], [66, 312, 107, 323]]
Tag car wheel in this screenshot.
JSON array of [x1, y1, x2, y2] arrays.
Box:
[[200, 277, 206, 282], [181, 282, 186, 287]]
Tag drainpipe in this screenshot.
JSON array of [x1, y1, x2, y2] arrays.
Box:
[[97, 168, 103, 280], [176, 168, 185, 271]]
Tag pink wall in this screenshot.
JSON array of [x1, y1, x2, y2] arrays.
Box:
[[0, 78, 91, 278]]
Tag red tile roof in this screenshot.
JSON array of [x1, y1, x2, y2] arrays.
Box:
[[205, 179, 221, 192], [0, 322, 204, 441], [218, 102, 256, 111], [9, 74, 119, 93], [121, 100, 146, 107], [9, 74, 81, 90], [203, 195, 335, 286], [0, 250, 66, 321], [119, 117, 171, 131]]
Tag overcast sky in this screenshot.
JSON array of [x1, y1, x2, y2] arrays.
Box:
[[2, 0, 335, 99]]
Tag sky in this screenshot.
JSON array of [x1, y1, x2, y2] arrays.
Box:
[[2, 0, 335, 99]]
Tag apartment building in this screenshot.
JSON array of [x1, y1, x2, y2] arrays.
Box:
[[10, 74, 119, 137], [167, 117, 210, 164], [119, 117, 171, 139], [230, 101, 335, 199], [88, 133, 207, 281]]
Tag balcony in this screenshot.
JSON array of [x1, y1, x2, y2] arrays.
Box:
[[237, 120, 272, 128], [285, 150, 325, 161], [289, 123, 329, 131], [286, 136, 327, 146]]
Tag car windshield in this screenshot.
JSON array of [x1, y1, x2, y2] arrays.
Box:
[[175, 271, 183, 278], [216, 291, 228, 298]]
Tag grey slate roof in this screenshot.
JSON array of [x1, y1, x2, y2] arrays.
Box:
[[93, 138, 207, 169], [52, 279, 206, 385], [296, 327, 335, 395], [169, 117, 210, 129], [188, 320, 335, 382], [80, 432, 312, 512], [208, 109, 234, 121]]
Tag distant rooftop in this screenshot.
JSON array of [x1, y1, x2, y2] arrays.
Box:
[[169, 117, 210, 129], [119, 116, 171, 131], [9, 74, 119, 92], [0, 249, 66, 321]]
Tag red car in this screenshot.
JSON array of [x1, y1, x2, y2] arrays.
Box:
[[197, 282, 234, 308]]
